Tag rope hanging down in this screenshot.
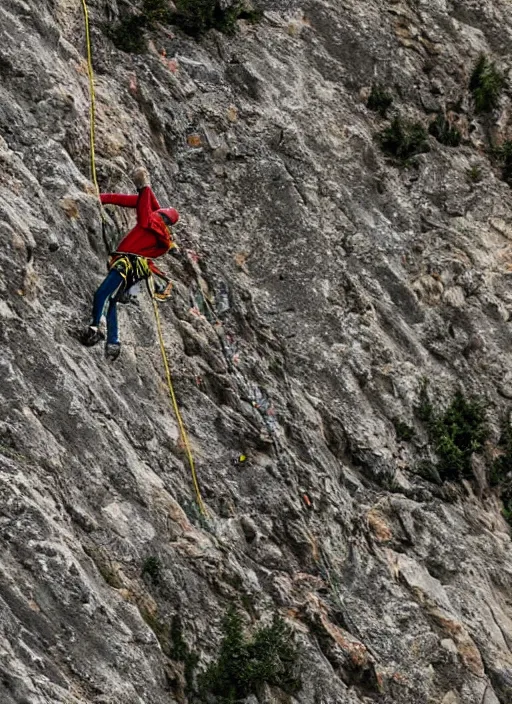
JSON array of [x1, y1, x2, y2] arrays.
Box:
[[80, 0, 112, 254], [80, 1, 207, 517], [80, 0, 100, 197], [149, 279, 208, 517]]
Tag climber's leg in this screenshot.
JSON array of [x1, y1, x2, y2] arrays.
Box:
[[92, 270, 124, 327], [81, 270, 124, 347], [104, 281, 124, 360], [105, 296, 120, 344], [104, 302, 121, 359]]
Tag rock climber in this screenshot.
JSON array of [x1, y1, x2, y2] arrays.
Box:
[[81, 166, 179, 360]]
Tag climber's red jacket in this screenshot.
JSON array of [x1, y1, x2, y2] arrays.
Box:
[[100, 187, 179, 275]]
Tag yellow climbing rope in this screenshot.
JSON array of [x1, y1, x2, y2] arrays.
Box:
[[150, 284, 208, 517], [80, 1, 207, 517], [80, 0, 100, 198]]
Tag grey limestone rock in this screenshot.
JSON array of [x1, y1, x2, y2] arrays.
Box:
[[1, 0, 512, 702]]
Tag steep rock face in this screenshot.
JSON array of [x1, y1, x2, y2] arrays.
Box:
[[1, 0, 512, 702]]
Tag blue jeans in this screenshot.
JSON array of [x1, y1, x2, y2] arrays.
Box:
[[92, 270, 125, 344]]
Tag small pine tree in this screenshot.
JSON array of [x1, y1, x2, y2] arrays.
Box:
[[199, 608, 300, 702], [429, 114, 462, 147], [105, 0, 260, 50], [106, 14, 148, 53], [172, 0, 260, 36], [418, 386, 488, 481], [379, 116, 430, 161], [143, 0, 173, 25], [367, 84, 393, 118], [466, 165, 483, 184], [469, 54, 506, 113], [170, 615, 199, 691]]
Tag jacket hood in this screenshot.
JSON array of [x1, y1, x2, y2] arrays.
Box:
[[157, 207, 179, 225]]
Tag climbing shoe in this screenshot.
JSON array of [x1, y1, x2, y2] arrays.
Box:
[[81, 325, 105, 347], [105, 342, 121, 361]]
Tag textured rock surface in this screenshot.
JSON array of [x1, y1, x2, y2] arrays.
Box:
[[1, 0, 512, 702]]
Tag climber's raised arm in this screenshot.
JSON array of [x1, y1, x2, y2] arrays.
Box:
[[99, 168, 159, 216], [136, 182, 161, 229], [100, 193, 138, 208]]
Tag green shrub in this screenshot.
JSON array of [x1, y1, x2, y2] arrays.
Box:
[[141, 555, 162, 585], [212, 1, 244, 34], [171, 615, 199, 691], [170, 615, 189, 660], [172, 0, 217, 35], [379, 116, 430, 161], [105, 0, 171, 53], [393, 418, 415, 442], [418, 385, 488, 481], [466, 165, 483, 184], [430, 393, 488, 479], [469, 54, 506, 114], [172, 0, 261, 36], [429, 114, 462, 147], [143, 0, 173, 25], [238, 7, 264, 24], [367, 84, 393, 118], [199, 608, 300, 703], [106, 14, 148, 53], [106, 0, 257, 51]]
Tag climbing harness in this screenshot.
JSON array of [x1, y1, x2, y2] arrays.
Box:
[[148, 276, 208, 517], [109, 253, 152, 284], [108, 253, 173, 302], [81, 1, 206, 516], [108, 253, 150, 304]]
